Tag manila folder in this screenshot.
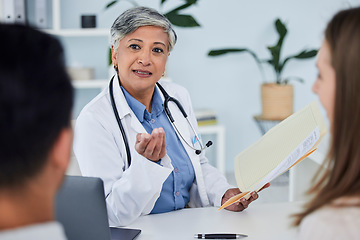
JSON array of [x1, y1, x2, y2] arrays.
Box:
[[220, 101, 328, 210]]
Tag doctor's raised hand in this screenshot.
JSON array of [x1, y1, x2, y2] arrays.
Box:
[[135, 128, 166, 161], [74, 6, 265, 227]]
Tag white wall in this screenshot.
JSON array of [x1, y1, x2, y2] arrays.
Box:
[[60, 0, 360, 172]]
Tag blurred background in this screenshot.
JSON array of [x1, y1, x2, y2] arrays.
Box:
[[2, 0, 359, 202]]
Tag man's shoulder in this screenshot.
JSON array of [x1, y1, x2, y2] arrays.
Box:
[[0, 221, 67, 240]]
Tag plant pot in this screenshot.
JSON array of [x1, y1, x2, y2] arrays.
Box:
[[261, 83, 293, 120]]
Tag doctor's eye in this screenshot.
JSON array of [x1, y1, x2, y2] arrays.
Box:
[[153, 47, 164, 54], [129, 44, 141, 50]]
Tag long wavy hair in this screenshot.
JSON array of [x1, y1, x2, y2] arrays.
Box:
[[294, 6, 360, 226]]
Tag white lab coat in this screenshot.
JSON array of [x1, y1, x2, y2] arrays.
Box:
[[73, 76, 232, 226]]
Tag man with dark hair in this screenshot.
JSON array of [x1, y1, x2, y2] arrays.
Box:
[[0, 24, 73, 239]]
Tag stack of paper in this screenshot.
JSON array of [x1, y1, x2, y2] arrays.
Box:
[[220, 101, 328, 210]]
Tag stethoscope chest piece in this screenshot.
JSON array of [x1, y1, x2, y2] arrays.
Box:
[[109, 77, 213, 167]]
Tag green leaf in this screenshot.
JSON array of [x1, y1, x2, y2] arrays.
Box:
[[207, 48, 267, 82], [293, 49, 318, 59], [279, 49, 318, 73], [267, 19, 288, 77], [163, 1, 200, 27], [161, 0, 167, 4], [166, 3, 193, 14], [267, 45, 281, 73], [208, 48, 249, 56], [165, 12, 200, 27], [208, 48, 262, 65], [267, 59, 274, 65], [275, 18, 287, 38], [185, 0, 198, 4], [105, 0, 118, 9]]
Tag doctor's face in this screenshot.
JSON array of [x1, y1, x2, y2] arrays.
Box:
[[112, 26, 169, 99], [312, 40, 336, 126]]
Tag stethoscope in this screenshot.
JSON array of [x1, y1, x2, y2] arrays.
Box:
[[109, 76, 212, 167]]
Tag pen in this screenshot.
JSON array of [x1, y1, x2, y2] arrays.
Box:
[[194, 233, 248, 239]]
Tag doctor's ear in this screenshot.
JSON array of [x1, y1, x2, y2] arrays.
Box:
[[111, 46, 117, 65]]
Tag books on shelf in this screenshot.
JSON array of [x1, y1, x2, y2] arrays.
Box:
[[34, 0, 47, 28], [1, 0, 48, 27], [195, 109, 217, 126], [14, 0, 26, 24], [219, 101, 328, 210], [2, 0, 15, 23]]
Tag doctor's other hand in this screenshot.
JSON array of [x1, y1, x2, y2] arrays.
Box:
[[135, 128, 167, 162], [222, 183, 270, 212]]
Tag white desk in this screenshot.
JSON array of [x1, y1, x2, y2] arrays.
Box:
[[125, 201, 303, 240]]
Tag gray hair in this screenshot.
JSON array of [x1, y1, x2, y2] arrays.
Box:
[[110, 6, 177, 52]]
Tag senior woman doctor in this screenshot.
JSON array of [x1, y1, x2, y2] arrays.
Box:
[[74, 6, 267, 226]]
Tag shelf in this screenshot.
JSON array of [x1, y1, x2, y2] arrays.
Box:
[[198, 124, 224, 134], [71, 79, 108, 89], [198, 124, 226, 175], [45, 28, 109, 37]]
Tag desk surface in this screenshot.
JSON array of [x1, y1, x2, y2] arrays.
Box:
[[126, 201, 303, 240]]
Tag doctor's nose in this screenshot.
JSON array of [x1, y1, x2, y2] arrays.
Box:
[[138, 52, 151, 66]]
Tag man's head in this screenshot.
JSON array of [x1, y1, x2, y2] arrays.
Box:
[[0, 24, 73, 190]]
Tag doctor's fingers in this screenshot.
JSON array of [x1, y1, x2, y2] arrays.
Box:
[[259, 182, 271, 192], [135, 133, 151, 154], [145, 128, 166, 161], [144, 128, 166, 161], [157, 129, 167, 159], [239, 191, 258, 209]]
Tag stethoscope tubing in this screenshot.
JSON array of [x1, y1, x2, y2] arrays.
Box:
[[109, 76, 211, 167], [109, 76, 131, 167], [155, 82, 207, 152]]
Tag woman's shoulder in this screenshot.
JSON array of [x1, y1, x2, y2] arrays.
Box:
[[308, 196, 360, 222], [298, 196, 360, 239], [330, 195, 360, 207]]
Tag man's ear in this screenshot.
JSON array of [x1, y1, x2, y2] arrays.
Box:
[[49, 127, 73, 172]]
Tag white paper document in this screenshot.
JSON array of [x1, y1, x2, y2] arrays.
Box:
[[219, 101, 328, 210]]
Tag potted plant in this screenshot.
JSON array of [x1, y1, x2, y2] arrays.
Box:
[[208, 18, 317, 120]]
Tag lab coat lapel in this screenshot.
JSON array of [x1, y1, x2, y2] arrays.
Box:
[[112, 75, 146, 137]]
